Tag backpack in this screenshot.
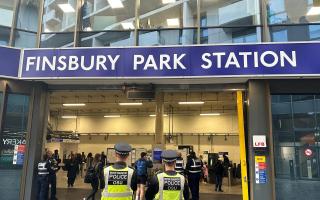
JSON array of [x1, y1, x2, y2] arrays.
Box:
[[136, 159, 147, 176], [84, 164, 96, 183]]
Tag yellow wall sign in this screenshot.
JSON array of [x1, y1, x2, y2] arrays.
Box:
[[255, 156, 266, 163]]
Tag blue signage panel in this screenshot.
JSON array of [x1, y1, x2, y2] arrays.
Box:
[[17, 42, 320, 79], [0, 46, 21, 77]]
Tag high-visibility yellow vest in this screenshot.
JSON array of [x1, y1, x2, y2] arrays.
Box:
[[101, 166, 134, 200], [154, 172, 185, 200]]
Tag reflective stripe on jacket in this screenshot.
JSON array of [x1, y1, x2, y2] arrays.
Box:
[[155, 172, 185, 200], [188, 159, 202, 173], [101, 165, 134, 200]]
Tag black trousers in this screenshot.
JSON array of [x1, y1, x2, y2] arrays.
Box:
[[68, 176, 76, 186], [37, 176, 49, 200], [48, 174, 57, 200], [215, 175, 223, 191], [87, 178, 99, 200], [188, 173, 201, 200]]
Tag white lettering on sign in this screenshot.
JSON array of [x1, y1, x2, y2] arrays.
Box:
[[253, 135, 267, 148], [3, 138, 27, 146], [134, 54, 186, 71]]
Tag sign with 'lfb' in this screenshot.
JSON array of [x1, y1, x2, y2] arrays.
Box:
[[253, 135, 267, 148], [19, 42, 320, 79], [255, 156, 267, 184]]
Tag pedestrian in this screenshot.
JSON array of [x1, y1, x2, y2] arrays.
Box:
[[37, 154, 50, 200], [53, 149, 60, 163], [66, 154, 78, 187], [135, 152, 153, 200], [214, 158, 224, 192], [175, 152, 185, 175], [202, 162, 209, 183], [145, 150, 189, 200], [101, 151, 107, 167], [87, 152, 93, 169], [80, 152, 87, 177], [100, 143, 137, 200], [47, 150, 60, 200], [86, 153, 103, 200], [186, 151, 203, 200]]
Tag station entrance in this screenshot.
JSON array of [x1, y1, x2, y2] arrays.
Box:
[[43, 87, 248, 200]]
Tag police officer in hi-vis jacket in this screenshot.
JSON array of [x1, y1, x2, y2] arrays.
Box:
[[101, 143, 137, 200], [145, 150, 189, 200]]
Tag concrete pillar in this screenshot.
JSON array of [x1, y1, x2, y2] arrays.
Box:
[[155, 92, 164, 146], [247, 80, 276, 200]]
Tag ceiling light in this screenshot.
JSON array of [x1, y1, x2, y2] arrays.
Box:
[[119, 102, 143, 106], [107, 0, 124, 8], [149, 114, 168, 117], [104, 115, 121, 118], [121, 22, 135, 30], [63, 103, 86, 107], [61, 116, 77, 119], [178, 101, 205, 105], [44, 28, 52, 32], [167, 18, 180, 27], [200, 113, 221, 116], [307, 7, 320, 15], [58, 4, 75, 13], [162, 0, 176, 3]]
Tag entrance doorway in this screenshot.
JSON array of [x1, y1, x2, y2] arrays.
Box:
[[44, 88, 247, 200]]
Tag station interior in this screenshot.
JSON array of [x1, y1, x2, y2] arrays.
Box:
[[44, 89, 243, 197]]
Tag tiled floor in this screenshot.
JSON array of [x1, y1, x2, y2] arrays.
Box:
[[56, 171, 243, 200]]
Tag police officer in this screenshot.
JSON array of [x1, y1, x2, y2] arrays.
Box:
[[145, 150, 189, 200], [175, 152, 184, 175], [186, 151, 203, 200], [47, 150, 60, 200], [37, 154, 50, 200], [101, 143, 137, 200]]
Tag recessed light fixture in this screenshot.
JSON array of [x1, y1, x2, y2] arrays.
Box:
[[104, 115, 121, 118], [200, 113, 221, 116], [121, 22, 135, 30], [162, 0, 176, 4], [107, 0, 124, 8], [61, 116, 77, 119], [149, 114, 168, 117], [307, 7, 320, 15], [178, 101, 205, 105], [63, 103, 86, 107], [167, 18, 180, 27], [119, 102, 143, 106], [58, 4, 75, 13]]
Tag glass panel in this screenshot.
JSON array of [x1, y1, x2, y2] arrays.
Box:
[[80, 31, 134, 47], [268, 0, 319, 24], [140, 0, 197, 28], [16, 0, 40, 32], [42, 0, 77, 32], [13, 31, 37, 48], [82, 0, 136, 31], [138, 29, 197, 46], [0, 26, 11, 46], [40, 32, 74, 47], [270, 25, 320, 42], [272, 94, 320, 200], [0, 0, 16, 27], [200, 0, 260, 27], [200, 27, 260, 44], [0, 94, 29, 200]]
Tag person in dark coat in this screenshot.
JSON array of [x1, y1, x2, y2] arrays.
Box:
[[86, 153, 103, 200], [66, 154, 78, 187], [214, 159, 224, 192]]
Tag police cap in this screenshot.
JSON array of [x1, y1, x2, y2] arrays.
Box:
[[161, 150, 178, 163], [114, 143, 132, 156]]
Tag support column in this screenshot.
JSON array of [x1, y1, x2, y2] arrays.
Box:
[[247, 80, 275, 200], [154, 92, 164, 147]]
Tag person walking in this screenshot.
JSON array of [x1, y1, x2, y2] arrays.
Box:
[[86, 153, 103, 200], [175, 152, 185, 175], [87, 153, 93, 169], [37, 154, 50, 200], [80, 152, 87, 178], [214, 159, 224, 192], [145, 150, 189, 200], [186, 151, 203, 200], [47, 150, 60, 200], [202, 162, 209, 184], [135, 152, 153, 200], [101, 151, 107, 167], [66, 154, 78, 187], [101, 143, 137, 200]]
